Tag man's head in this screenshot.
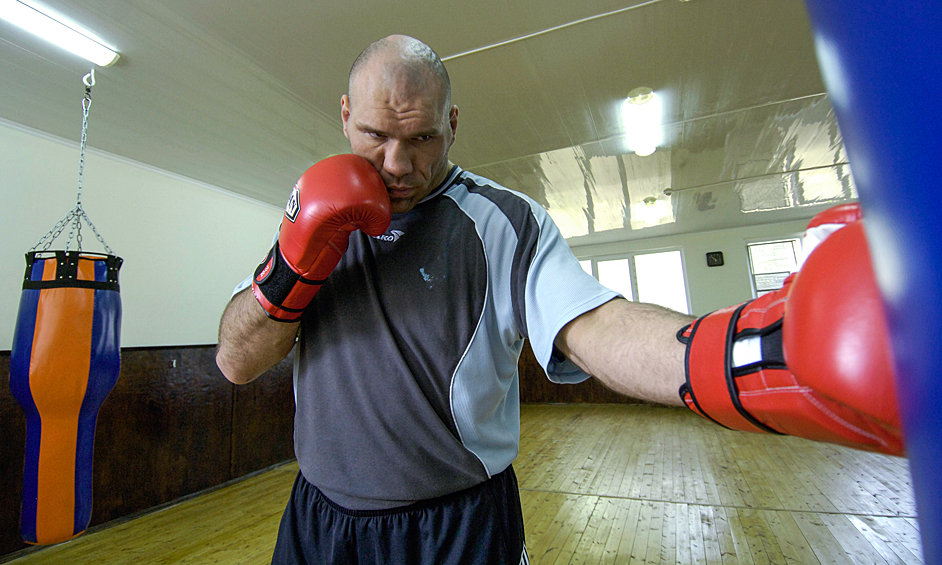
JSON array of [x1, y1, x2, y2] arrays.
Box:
[[342, 35, 458, 213]]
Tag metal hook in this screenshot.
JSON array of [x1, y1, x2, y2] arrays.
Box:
[[83, 69, 96, 88]]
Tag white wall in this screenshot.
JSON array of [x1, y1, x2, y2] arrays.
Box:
[[1, 117, 814, 348], [570, 221, 808, 317], [1, 120, 283, 349]]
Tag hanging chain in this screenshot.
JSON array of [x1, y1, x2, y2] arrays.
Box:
[[31, 70, 114, 255], [63, 85, 91, 252]]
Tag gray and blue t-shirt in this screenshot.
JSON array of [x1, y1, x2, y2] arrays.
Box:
[[237, 166, 617, 509]]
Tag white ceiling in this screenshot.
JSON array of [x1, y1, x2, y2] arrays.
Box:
[[0, 0, 856, 244]]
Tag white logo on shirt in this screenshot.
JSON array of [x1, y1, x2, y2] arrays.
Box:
[[373, 230, 405, 242]]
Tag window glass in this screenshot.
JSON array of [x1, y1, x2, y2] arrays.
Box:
[[634, 250, 689, 314], [597, 258, 634, 302], [747, 239, 801, 296]]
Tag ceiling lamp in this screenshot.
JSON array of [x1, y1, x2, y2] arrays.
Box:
[[0, 0, 119, 66], [632, 195, 672, 227], [622, 87, 662, 157]]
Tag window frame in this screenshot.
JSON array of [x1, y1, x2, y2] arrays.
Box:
[[744, 235, 804, 298], [577, 246, 691, 315]]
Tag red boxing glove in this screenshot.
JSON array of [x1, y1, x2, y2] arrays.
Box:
[[678, 204, 903, 456], [799, 202, 864, 266], [253, 154, 391, 322]]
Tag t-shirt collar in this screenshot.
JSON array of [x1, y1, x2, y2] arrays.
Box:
[[417, 165, 462, 205]]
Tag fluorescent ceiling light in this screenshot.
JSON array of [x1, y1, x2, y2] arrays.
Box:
[[0, 0, 119, 66], [622, 88, 662, 157]]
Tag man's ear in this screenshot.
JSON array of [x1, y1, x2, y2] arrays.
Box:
[[341, 95, 352, 138], [448, 105, 459, 145]]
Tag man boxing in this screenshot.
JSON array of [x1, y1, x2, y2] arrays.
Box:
[[216, 34, 901, 564]]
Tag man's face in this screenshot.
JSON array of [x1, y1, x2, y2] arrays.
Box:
[[341, 70, 458, 214]]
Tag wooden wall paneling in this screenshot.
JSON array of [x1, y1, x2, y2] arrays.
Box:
[[91, 346, 234, 525], [1, 343, 301, 561], [0, 352, 28, 556], [517, 340, 642, 404], [230, 350, 296, 478]]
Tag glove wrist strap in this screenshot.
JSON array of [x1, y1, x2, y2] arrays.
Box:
[[679, 305, 780, 434], [252, 242, 324, 322]]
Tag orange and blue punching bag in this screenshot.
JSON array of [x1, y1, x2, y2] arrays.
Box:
[[9, 250, 122, 545]]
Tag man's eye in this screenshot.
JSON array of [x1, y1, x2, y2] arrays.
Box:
[[415, 135, 433, 142], [366, 131, 386, 139]]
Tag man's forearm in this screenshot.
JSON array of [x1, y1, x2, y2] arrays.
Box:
[[555, 298, 692, 406], [216, 288, 299, 385]]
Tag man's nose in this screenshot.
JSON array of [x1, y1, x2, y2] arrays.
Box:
[[383, 141, 414, 178]]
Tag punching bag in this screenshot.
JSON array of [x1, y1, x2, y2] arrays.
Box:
[[9, 250, 122, 545], [801, 2, 942, 562]]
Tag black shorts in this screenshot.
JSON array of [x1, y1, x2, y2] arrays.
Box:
[[271, 466, 529, 564]]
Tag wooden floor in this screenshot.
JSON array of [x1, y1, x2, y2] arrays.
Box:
[[4, 404, 921, 564]]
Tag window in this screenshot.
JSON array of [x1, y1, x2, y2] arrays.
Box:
[[582, 249, 689, 314], [635, 251, 689, 314], [747, 238, 802, 297], [598, 258, 634, 302]]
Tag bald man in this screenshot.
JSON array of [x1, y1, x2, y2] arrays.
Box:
[[217, 35, 691, 564]]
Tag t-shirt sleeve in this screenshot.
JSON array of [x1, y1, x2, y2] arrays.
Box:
[[520, 202, 619, 384]]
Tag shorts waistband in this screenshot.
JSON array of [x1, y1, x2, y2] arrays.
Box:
[[305, 465, 515, 518]]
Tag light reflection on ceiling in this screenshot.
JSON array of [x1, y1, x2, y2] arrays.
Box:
[[518, 145, 674, 238], [471, 94, 857, 242]]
